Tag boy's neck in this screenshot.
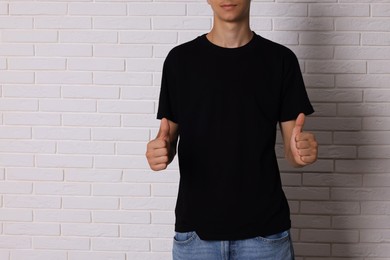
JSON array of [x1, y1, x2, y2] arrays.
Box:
[[206, 22, 253, 48]]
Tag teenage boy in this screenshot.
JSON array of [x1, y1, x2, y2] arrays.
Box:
[[146, 1, 318, 259]]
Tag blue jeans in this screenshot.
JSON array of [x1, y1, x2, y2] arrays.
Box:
[[172, 230, 294, 260]]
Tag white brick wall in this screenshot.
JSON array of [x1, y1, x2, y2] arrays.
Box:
[[0, 0, 389, 259]]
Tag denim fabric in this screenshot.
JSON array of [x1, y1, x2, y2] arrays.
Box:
[[172, 230, 294, 260]]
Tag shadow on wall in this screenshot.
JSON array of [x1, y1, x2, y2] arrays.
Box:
[[275, 5, 390, 258]]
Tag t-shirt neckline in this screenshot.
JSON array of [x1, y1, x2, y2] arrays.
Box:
[[199, 31, 257, 55]]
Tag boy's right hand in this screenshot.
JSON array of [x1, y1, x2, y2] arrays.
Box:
[[146, 118, 171, 171]]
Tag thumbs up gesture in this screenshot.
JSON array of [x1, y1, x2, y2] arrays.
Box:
[[290, 113, 318, 166], [146, 118, 177, 171]]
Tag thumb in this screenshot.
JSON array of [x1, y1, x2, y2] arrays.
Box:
[[292, 113, 305, 139], [157, 118, 170, 141]]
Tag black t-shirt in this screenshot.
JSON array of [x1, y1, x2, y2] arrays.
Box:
[[157, 32, 314, 241]]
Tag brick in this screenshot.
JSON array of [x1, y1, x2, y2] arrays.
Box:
[[299, 32, 360, 45], [93, 211, 151, 224], [6, 168, 63, 181], [126, 58, 164, 72], [284, 187, 330, 200], [0, 154, 34, 167], [336, 74, 390, 88], [58, 141, 114, 155], [33, 127, 90, 140], [98, 100, 154, 114], [300, 201, 360, 215], [334, 131, 390, 145], [4, 223, 60, 236], [121, 87, 160, 100], [293, 243, 331, 256], [152, 184, 179, 197], [62, 223, 119, 237], [36, 72, 92, 84], [361, 202, 390, 215], [93, 183, 150, 196], [65, 169, 122, 182], [116, 142, 147, 155], [362, 32, 390, 46], [92, 128, 149, 141], [0, 209, 32, 221], [289, 46, 334, 59], [40, 99, 96, 112], [4, 195, 61, 209], [68, 58, 125, 71], [153, 17, 211, 30], [3, 85, 61, 98], [63, 197, 119, 210], [332, 188, 390, 201], [121, 224, 173, 238], [0, 71, 34, 84], [0, 140, 55, 153], [36, 44, 92, 57], [151, 238, 172, 252], [0, 236, 31, 249], [336, 18, 390, 31], [0, 44, 34, 56], [2, 30, 58, 43], [253, 31, 299, 44], [317, 145, 357, 159], [94, 17, 150, 30], [306, 61, 366, 74], [94, 45, 152, 58], [128, 3, 186, 16], [338, 103, 390, 116], [69, 3, 127, 16], [291, 215, 331, 228], [60, 31, 118, 44], [0, 126, 31, 139], [120, 31, 177, 44], [35, 17, 92, 29], [332, 243, 390, 257], [36, 154, 93, 168], [34, 210, 91, 223], [152, 211, 175, 225], [251, 3, 307, 16], [359, 146, 390, 159], [307, 89, 362, 102], [303, 117, 361, 131], [0, 3, 7, 15], [368, 61, 390, 74], [92, 238, 149, 252], [8, 58, 66, 70], [303, 75, 335, 88], [94, 72, 152, 86], [122, 170, 179, 183], [35, 183, 91, 196], [12, 251, 67, 260], [121, 198, 176, 211], [360, 229, 390, 243], [309, 4, 369, 17], [94, 155, 148, 169], [372, 4, 390, 17], [0, 17, 33, 29], [125, 252, 171, 260], [336, 159, 390, 173], [69, 252, 125, 260], [300, 229, 359, 243], [363, 173, 390, 187], [34, 237, 90, 250], [274, 18, 334, 31], [10, 3, 67, 15], [335, 46, 390, 60], [62, 85, 120, 99], [363, 117, 390, 130], [303, 172, 362, 187], [62, 114, 120, 127]]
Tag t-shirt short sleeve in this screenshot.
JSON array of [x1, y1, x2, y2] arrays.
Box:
[[157, 51, 178, 123], [279, 49, 314, 122]]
